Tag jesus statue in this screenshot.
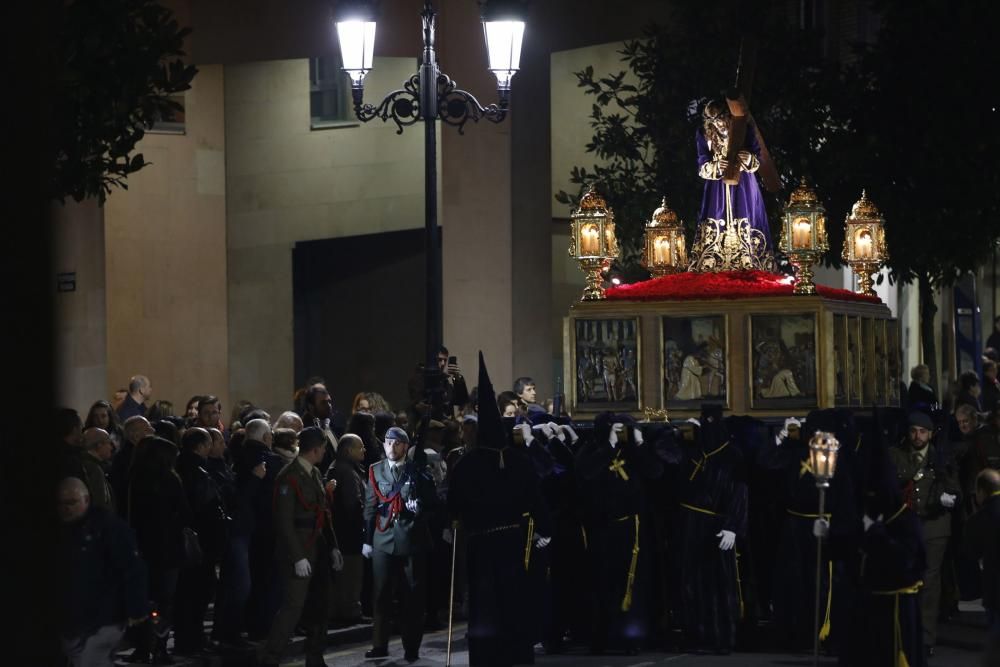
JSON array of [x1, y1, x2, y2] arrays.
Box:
[[687, 98, 776, 273]]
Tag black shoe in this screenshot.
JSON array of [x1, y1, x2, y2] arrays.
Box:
[[404, 649, 419, 663], [365, 646, 389, 659], [305, 656, 329, 667], [125, 648, 151, 663], [151, 650, 174, 666]]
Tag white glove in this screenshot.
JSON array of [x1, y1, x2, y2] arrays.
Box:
[[940, 492, 957, 509], [547, 422, 566, 442], [405, 498, 419, 513], [361, 544, 374, 559], [534, 535, 551, 548], [561, 424, 579, 444], [717, 530, 736, 551], [537, 422, 555, 440], [633, 428, 644, 446], [442, 528, 453, 544], [813, 518, 830, 538], [776, 417, 801, 446], [330, 548, 344, 571], [516, 422, 534, 447], [862, 514, 878, 532], [294, 558, 312, 577], [609, 423, 625, 448]]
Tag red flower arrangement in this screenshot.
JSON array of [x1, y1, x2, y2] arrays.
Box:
[[604, 270, 881, 304]]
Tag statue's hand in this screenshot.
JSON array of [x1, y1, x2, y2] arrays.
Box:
[[717, 157, 729, 172]]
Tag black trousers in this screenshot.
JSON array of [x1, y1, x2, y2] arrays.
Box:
[[372, 550, 427, 652], [174, 559, 217, 649]]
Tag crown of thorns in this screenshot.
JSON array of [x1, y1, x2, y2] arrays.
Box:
[[702, 100, 730, 120]]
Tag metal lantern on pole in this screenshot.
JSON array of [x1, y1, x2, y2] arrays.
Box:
[[841, 190, 888, 297], [334, 0, 525, 420], [568, 185, 619, 301], [809, 430, 840, 666], [779, 178, 828, 295], [641, 197, 687, 277]]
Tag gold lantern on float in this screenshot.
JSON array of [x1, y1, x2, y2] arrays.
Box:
[[841, 190, 888, 296], [641, 197, 687, 277], [779, 177, 828, 295], [568, 185, 619, 300]]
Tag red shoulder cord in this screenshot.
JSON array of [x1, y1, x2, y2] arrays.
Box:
[[274, 475, 328, 549], [369, 465, 403, 532], [902, 480, 915, 510]]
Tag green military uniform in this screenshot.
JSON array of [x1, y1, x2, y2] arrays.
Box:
[[78, 451, 114, 512], [364, 456, 436, 655], [261, 456, 339, 665], [889, 442, 960, 648]]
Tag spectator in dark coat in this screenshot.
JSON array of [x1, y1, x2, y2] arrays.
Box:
[[965, 468, 1000, 665], [237, 419, 284, 640], [126, 436, 189, 664], [174, 428, 228, 653], [907, 364, 938, 410], [955, 370, 983, 414], [111, 416, 154, 518], [117, 375, 152, 420], [59, 477, 149, 667], [328, 433, 368, 623], [982, 361, 1000, 415]]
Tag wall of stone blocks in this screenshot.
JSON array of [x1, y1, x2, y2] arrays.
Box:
[[103, 64, 229, 418], [224, 57, 429, 417]]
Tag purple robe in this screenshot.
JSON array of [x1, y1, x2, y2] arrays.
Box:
[[688, 121, 776, 273]]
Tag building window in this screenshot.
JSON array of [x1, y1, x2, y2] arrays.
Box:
[[310, 55, 357, 129], [146, 94, 186, 135]]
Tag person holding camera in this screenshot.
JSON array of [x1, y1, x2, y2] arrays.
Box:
[[408, 346, 469, 421]]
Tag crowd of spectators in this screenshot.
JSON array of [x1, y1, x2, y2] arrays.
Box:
[[53, 341, 1000, 666]]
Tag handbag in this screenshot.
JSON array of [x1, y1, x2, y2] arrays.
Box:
[[182, 526, 203, 567]]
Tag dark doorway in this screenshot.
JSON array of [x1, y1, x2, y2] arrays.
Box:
[[292, 228, 434, 419]]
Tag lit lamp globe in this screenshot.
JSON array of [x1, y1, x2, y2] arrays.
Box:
[[568, 185, 619, 301], [841, 190, 888, 296], [779, 177, 828, 295], [808, 430, 840, 488], [641, 197, 687, 277]]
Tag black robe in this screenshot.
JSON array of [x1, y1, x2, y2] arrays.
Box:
[[838, 505, 927, 667], [665, 437, 748, 652], [758, 437, 833, 649], [574, 435, 656, 652], [448, 445, 550, 666]]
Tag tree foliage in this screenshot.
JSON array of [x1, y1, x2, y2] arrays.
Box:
[[52, 0, 198, 204], [555, 1, 848, 279]]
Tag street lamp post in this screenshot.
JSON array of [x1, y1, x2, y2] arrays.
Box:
[[335, 0, 525, 417]]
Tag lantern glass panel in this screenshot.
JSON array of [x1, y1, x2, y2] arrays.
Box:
[[336, 20, 376, 85], [855, 229, 873, 260]]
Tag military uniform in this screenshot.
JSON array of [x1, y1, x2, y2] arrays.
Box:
[[364, 455, 438, 656], [888, 442, 959, 649], [261, 456, 338, 666]]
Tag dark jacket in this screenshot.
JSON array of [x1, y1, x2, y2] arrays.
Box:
[[232, 439, 282, 539], [327, 457, 366, 554], [128, 471, 189, 569], [116, 394, 146, 421], [110, 440, 136, 518], [205, 456, 237, 516], [906, 381, 938, 410], [60, 506, 149, 637], [176, 449, 228, 561], [964, 494, 1000, 611]]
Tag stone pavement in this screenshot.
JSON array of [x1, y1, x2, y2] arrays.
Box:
[[114, 608, 990, 667]]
